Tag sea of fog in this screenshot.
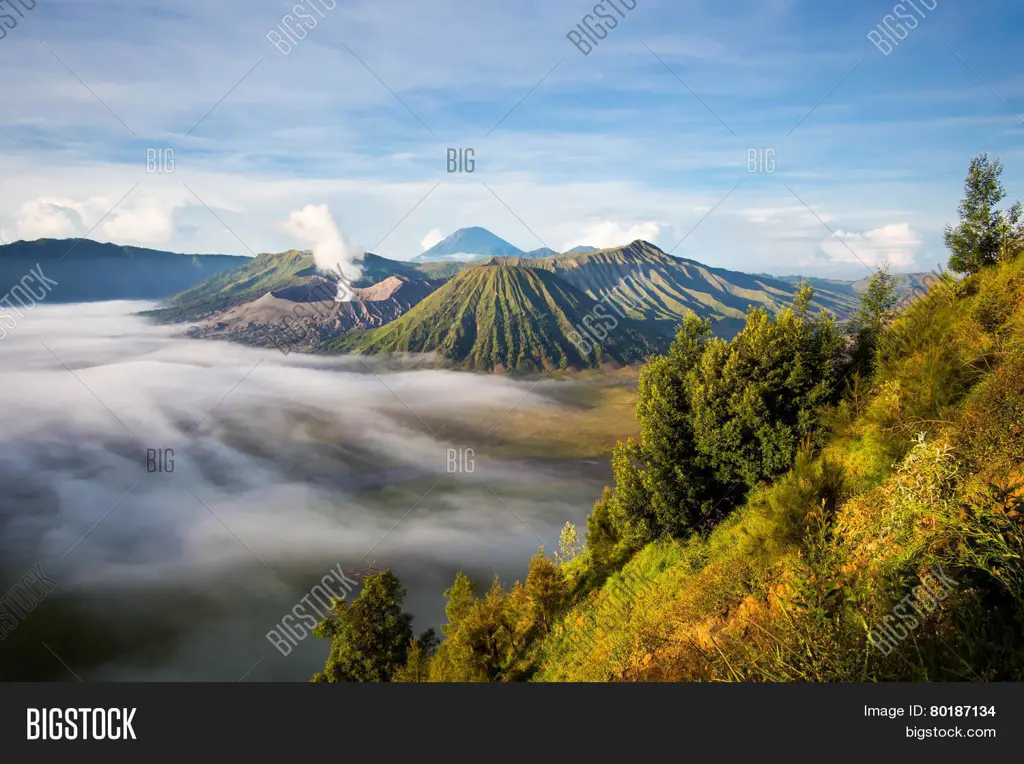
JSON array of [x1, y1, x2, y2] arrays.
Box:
[[0, 302, 612, 681]]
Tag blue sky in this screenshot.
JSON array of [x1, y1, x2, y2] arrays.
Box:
[[0, 0, 1021, 278]]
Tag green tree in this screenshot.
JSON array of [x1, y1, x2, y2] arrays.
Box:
[[391, 629, 437, 683], [848, 265, 899, 374], [945, 154, 1023, 274], [311, 570, 413, 682], [556, 522, 584, 564], [431, 576, 532, 681], [687, 296, 843, 490], [441, 572, 476, 637], [525, 548, 568, 633], [593, 293, 844, 546], [585, 488, 621, 573], [606, 314, 718, 545]]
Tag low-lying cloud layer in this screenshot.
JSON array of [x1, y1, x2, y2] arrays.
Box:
[[0, 302, 609, 680]]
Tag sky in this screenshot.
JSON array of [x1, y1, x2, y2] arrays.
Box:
[[0, 0, 1021, 278]]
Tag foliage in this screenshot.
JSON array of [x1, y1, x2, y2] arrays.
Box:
[[601, 292, 844, 546], [535, 247, 1024, 682], [847, 266, 899, 374], [429, 576, 534, 682], [945, 154, 1024, 274], [312, 570, 413, 682], [556, 522, 584, 565], [525, 549, 569, 634]]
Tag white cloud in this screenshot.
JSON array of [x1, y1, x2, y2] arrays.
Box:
[[561, 221, 662, 251], [11, 199, 86, 240], [420, 228, 444, 251], [820, 223, 921, 269], [101, 197, 179, 245]]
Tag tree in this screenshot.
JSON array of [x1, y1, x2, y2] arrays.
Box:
[[311, 570, 413, 682], [441, 572, 476, 637], [687, 295, 844, 490], [605, 314, 717, 545], [391, 630, 437, 683], [556, 522, 584, 564], [585, 488, 620, 573], [591, 292, 845, 546], [945, 154, 1024, 274], [431, 576, 532, 681], [848, 265, 899, 374], [525, 548, 568, 633]]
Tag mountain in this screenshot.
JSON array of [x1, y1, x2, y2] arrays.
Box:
[[772, 274, 858, 296], [562, 245, 598, 255], [144, 249, 318, 323], [412, 227, 523, 263], [852, 271, 939, 296], [187, 274, 442, 349], [0, 238, 244, 303], [145, 249, 438, 323], [331, 265, 664, 372], [490, 240, 860, 338], [357, 252, 433, 286], [150, 238, 868, 368], [521, 247, 558, 259], [776, 272, 940, 299]]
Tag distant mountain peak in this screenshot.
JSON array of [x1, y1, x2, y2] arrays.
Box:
[[521, 247, 558, 259], [413, 227, 524, 263]]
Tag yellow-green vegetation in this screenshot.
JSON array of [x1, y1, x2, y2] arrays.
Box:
[[312, 155, 1024, 683], [537, 252, 1024, 681]]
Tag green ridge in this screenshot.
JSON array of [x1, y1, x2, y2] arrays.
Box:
[[330, 265, 665, 372]]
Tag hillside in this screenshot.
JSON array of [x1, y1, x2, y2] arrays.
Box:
[[186, 274, 442, 349], [332, 265, 667, 372], [145, 250, 435, 323], [0, 238, 244, 302], [490, 240, 860, 337], [532, 255, 1024, 681]]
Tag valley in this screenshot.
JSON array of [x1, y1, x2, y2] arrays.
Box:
[[0, 300, 639, 681]]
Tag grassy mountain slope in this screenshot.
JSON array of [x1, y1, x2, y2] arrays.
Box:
[[534, 255, 1024, 681], [491, 241, 859, 337], [0, 238, 244, 303], [144, 250, 316, 322], [333, 265, 665, 371]]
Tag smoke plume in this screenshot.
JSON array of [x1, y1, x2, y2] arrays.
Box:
[[281, 205, 364, 301]]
